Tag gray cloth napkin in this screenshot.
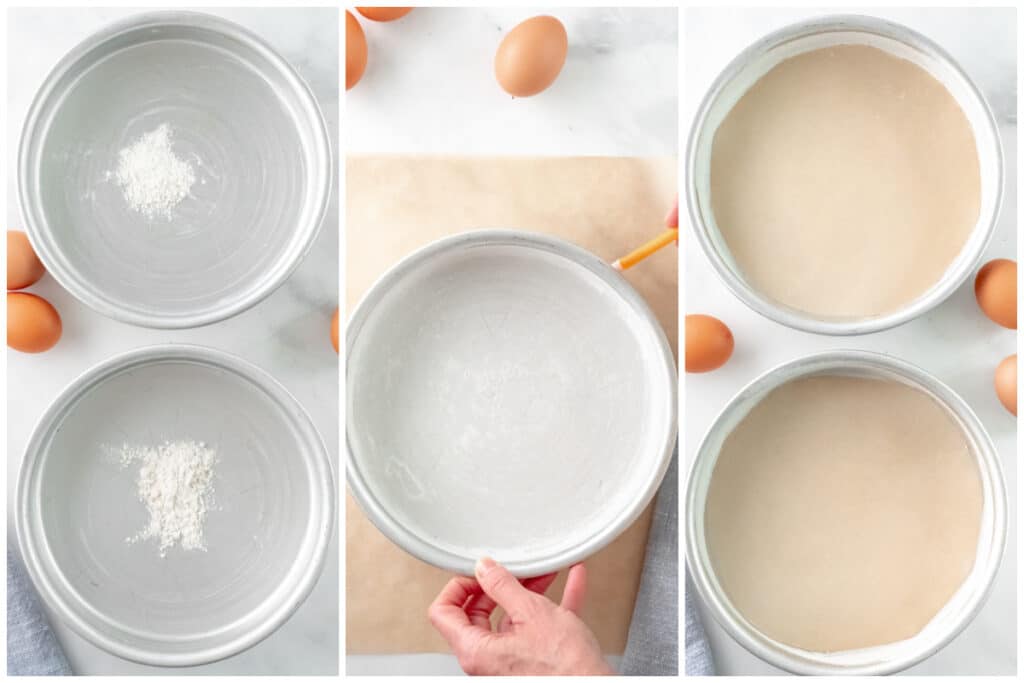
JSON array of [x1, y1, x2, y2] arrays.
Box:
[[685, 572, 715, 675], [620, 450, 678, 676], [8, 549, 72, 676]]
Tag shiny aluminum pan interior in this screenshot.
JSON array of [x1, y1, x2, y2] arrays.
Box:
[[19, 11, 332, 328], [16, 345, 335, 666]]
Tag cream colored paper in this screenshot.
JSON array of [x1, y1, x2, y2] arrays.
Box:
[[711, 45, 979, 318], [345, 156, 677, 654], [705, 376, 981, 652]]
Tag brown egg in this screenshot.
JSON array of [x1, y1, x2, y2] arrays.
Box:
[[494, 15, 568, 97], [356, 7, 412, 22], [995, 354, 1016, 416], [686, 314, 734, 373], [346, 10, 368, 90], [331, 307, 340, 353], [7, 230, 45, 290], [974, 258, 1016, 329], [8, 292, 62, 353]]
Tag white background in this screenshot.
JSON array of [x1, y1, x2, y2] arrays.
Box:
[[684, 7, 1018, 676], [345, 6, 677, 675], [6, 7, 339, 675]]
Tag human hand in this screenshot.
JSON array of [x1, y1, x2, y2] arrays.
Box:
[[428, 557, 614, 676]]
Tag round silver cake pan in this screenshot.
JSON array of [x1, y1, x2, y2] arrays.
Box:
[[686, 15, 1003, 335], [16, 345, 335, 666], [346, 230, 678, 577], [685, 350, 1006, 675], [18, 11, 332, 328]]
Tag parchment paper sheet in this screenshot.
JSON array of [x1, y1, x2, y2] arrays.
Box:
[[346, 156, 677, 654]]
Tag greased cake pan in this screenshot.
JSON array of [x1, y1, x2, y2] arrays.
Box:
[[347, 230, 678, 577], [18, 11, 332, 328], [16, 345, 335, 666]]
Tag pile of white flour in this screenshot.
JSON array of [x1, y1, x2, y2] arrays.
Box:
[[119, 439, 217, 557], [113, 123, 196, 220]]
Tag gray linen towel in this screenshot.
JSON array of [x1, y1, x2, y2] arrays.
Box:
[[8, 548, 71, 676], [685, 572, 715, 675], [620, 450, 678, 675]]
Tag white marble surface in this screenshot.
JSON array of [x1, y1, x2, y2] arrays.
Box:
[[684, 7, 1017, 676], [346, 7, 678, 156], [6, 7, 339, 675], [345, 6, 677, 676]]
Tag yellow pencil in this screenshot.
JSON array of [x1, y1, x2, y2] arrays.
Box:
[[612, 228, 678, 271]]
